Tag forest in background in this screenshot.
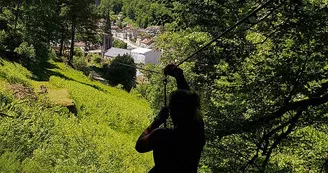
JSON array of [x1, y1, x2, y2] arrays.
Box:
[[1, 0, 328, 172]]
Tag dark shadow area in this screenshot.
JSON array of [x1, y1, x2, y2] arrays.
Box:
[[67, 104, 78, 115], [88, 65, 108, 80], [2, 55, 108, 93], [47, 70, 107, 93], [24, 60, 107, 92], [26, 61, 61, 81]]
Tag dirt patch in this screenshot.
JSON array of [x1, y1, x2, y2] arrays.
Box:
[[8, 84, 37, 100]]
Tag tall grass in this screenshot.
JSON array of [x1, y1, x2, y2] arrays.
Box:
[[0, 58, 153, 172]]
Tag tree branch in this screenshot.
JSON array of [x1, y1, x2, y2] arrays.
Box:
[[260, 109, 303, 172], [220, 93, 328, 137]]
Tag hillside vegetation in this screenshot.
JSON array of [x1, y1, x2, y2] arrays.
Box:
[[0, 58, 153, 172], [2, 0, 328, 172]]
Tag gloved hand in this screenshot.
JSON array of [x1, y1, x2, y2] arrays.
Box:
[[164, 64, 183, 78], [154, 107, 169, 124]]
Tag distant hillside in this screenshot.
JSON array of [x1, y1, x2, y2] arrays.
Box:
[[0, 58, 153, 172]]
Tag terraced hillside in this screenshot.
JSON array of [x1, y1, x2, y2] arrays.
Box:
[[0, 59, 153, 172]]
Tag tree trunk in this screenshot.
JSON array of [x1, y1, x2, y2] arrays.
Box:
[[8, 1, 22, 61], [59, 26, 65, 57], [69, 16, 76, 67]]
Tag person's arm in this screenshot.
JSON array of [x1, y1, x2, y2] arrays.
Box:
[[135, 107, 169, 153], [174, 69, 190, 90], [164, 64, 190, 90]]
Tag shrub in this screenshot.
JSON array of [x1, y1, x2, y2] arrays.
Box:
[[103, 54, 136, 92], [92, 54, 102, 65], [113, 39, 128, 49], [74, 47, 84, 57], [72, 56, 88, 75]]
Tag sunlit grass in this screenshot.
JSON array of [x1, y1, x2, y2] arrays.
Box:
[[0, 58, 154, 172], [47, 89, 73, 106]]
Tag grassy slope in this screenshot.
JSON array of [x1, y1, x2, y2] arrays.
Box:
[[0, 59, 153, 172]]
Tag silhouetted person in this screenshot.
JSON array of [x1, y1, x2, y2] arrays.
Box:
[[136, 64, 205, 173]]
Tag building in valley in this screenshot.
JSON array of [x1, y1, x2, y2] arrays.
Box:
[[131, 48, 161, 64], [104, 47, 131, 59]]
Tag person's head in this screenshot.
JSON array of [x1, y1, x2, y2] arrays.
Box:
[[169, 90, 201, 127]]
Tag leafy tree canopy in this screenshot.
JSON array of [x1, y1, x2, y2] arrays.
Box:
[[104, 54, 136, 91]]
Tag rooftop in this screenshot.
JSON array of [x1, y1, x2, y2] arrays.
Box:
[[131, 48, 152, 54], [141, 38, 154, 45], [105, 47, 131, 57]]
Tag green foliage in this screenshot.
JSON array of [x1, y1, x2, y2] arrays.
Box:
[[0, 151, 21, 173], [137, 0, 328, 172], [0, 1, 58, 65], [0, 59, 32, 86], [71, 48, 88, 73], [48, 49, 57, 61], [92, 53, 102, 64], [14, 42, 36, 59], [100, 0, 173, 28], [113, 39, 128, 49], [72, 47, 88, 72], [60, 0, 99, 63], [72, 56, 88, 75], [74, 47, 84, 57], [123, 17, 138, 28], [0, 30, 8, 53], [103, 54, 136, 92], [1, 0, 328, 172], [0, 58, 153, 172]]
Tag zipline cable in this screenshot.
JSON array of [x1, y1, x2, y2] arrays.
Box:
[[176, 0, 277, 67]]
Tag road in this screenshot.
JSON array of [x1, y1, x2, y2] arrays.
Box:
[[113, 36, 138, 49]]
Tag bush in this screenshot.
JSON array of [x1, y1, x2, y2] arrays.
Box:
[[113, 39, 128, 49], [72, 56, 88, 75], [92, 54, 102, 65], [103, 54, 136, 91], [74, 47, 84, 57], [86, 53, 102, 66]]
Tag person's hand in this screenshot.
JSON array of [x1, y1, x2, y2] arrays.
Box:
[[164, 64, 183, 78], [154, 107, 169, 124]]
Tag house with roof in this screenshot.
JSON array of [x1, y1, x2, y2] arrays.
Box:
[[104, 47, 161, 76], [131, 48, 161, 64], [104, 47, 161, 64], [104, 47, 131, 59]]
